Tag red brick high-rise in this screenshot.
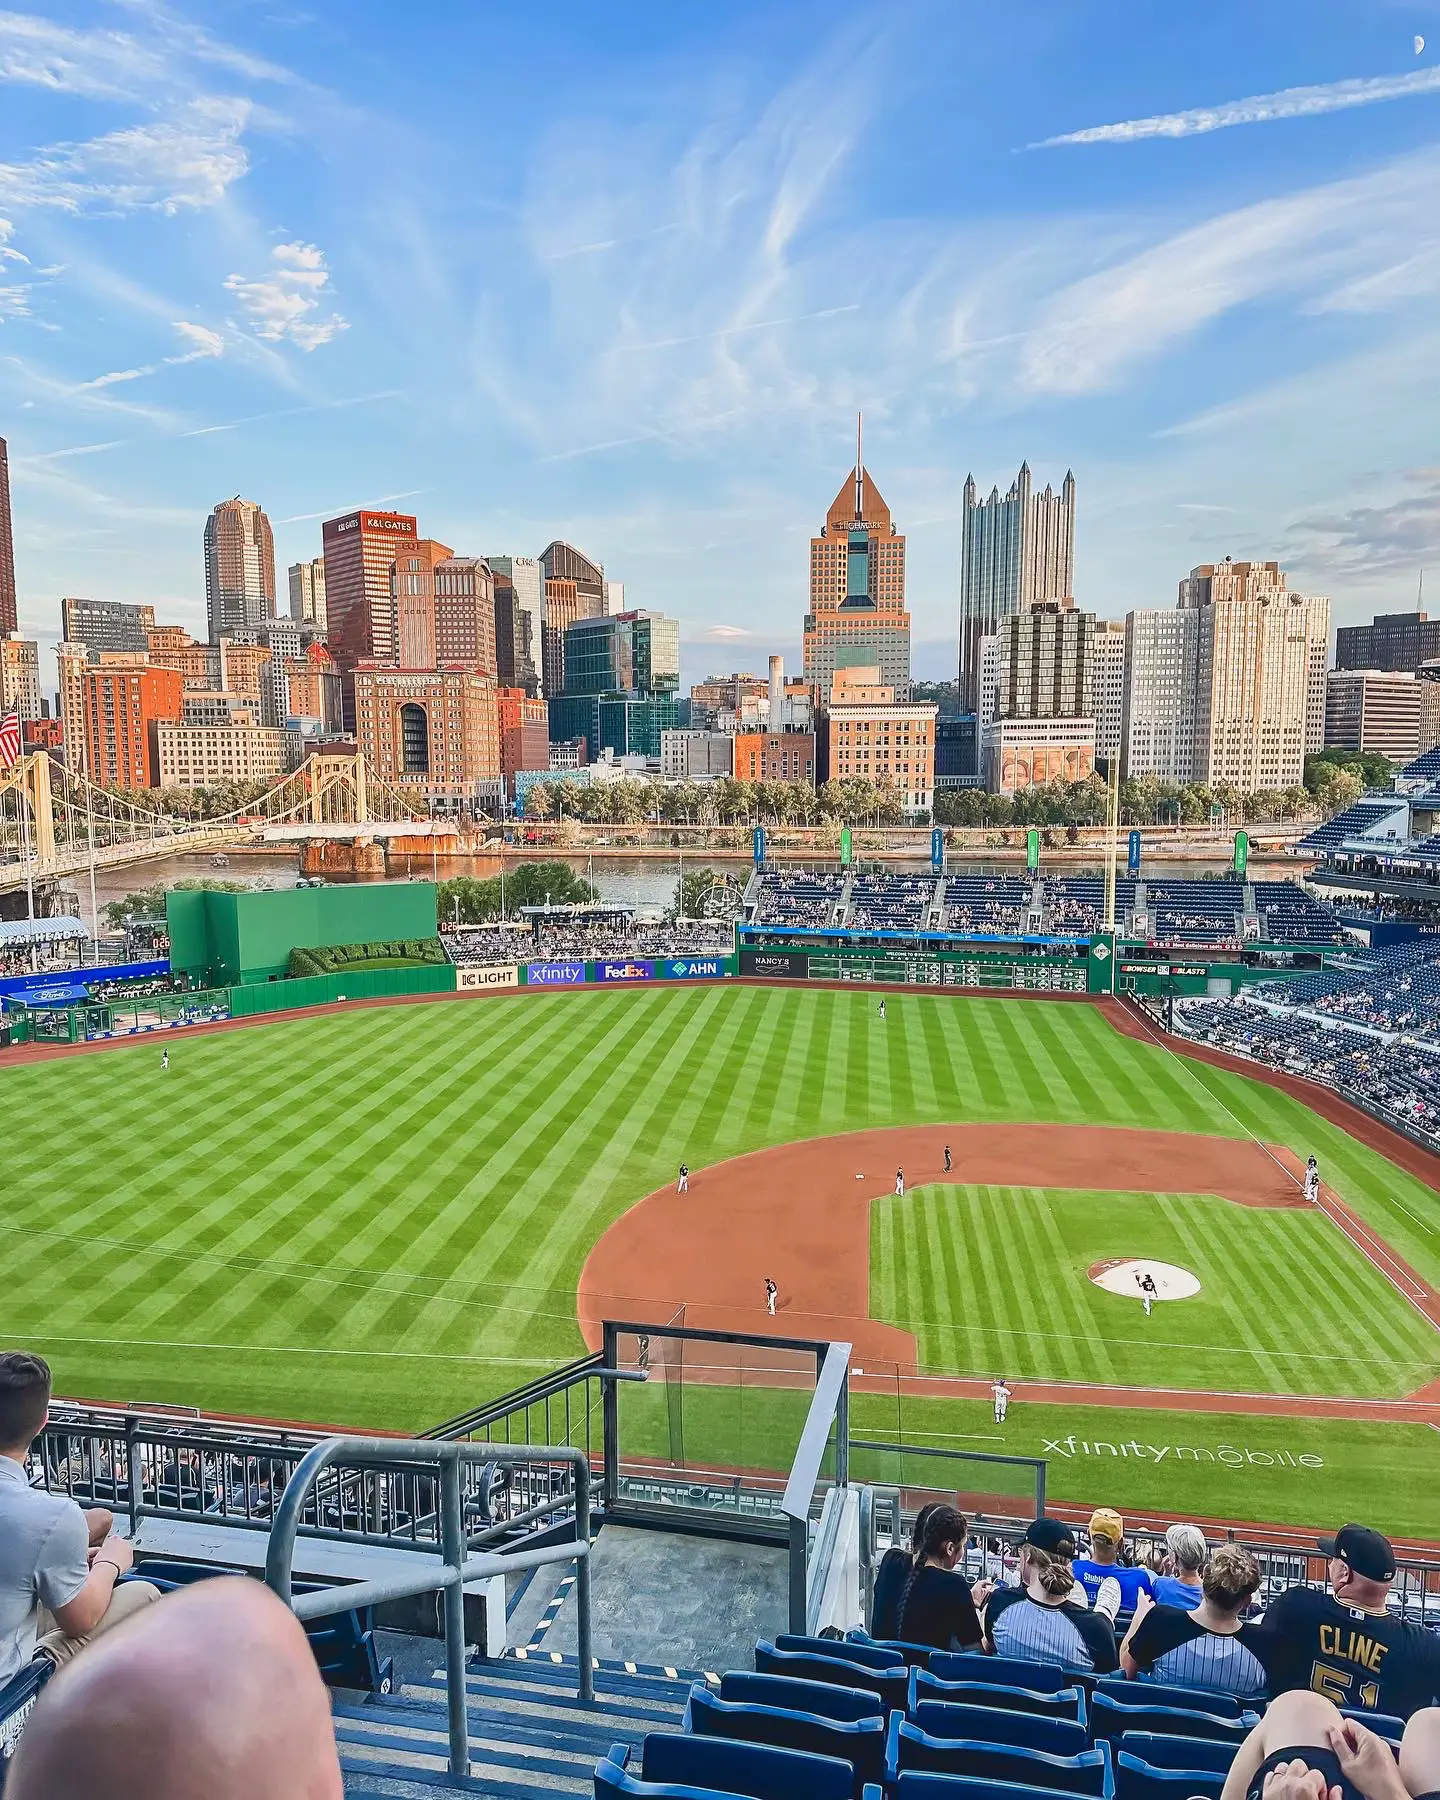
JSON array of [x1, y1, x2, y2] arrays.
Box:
[[0, 435, 17, 634], [322, 508, 419, 723], [82, 663, 185, 789]]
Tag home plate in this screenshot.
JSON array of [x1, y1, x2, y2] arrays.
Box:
[[1088, 1258, 1201, 1301]]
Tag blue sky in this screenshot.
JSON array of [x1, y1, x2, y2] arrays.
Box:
[[3, 0, 1439, 691]]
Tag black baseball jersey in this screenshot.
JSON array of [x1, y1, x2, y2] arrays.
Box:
[[1247, 1586, 1440, 1719]]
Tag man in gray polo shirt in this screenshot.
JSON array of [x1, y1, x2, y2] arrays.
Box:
[[1, 1352, 159, 1686]]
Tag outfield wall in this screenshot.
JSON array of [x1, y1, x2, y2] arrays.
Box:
[[168, 883, 439, 986]]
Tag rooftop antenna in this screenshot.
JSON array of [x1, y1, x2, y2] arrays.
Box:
[[854, 411, 863, 522]]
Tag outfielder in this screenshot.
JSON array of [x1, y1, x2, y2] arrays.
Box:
[[991, 1377, 1012, 1424]]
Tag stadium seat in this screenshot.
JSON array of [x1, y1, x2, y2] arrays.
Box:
[[1095, 1680, 1245, 1719], [908, 1701, 1088, 1758], [929, 1653, 1075, 1693], [847, 1629, 938, 1667], [0, 1657, 53, 1783], [1089, 1693, 1257, 1748], [909, 1671, 1087, 1724], [599, 1731, 857, 1800], [1117, 1735, 1239, 1776], [686, 1684, 887, 1794], [755, 1643, 910, 1708], [886, 1776, 1099, 1800], [885, 1717, 1115, 1795], [1340, 1709, 1406, 1746], [779, 1633, 906, 1669], [1115, 1752, 1225, 1800], [717, 1672, 885, 1721]]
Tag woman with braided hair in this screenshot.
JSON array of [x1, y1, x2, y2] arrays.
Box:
[[869, 1504, 988, 1651]]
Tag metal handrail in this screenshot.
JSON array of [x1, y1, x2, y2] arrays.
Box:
[[265, 1437, 593, 1781]]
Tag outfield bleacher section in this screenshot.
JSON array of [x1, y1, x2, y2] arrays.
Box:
[[754, 871, 847, 926], [943, 875, 1031, 933], [1251, 882, 1347, 945], [1147, 882, 1244, 947], [1296, 797, 1409, 854], [848, 873, 936, 931]]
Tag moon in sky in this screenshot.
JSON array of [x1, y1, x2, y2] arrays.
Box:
[[1417, 35, 1427, 55]]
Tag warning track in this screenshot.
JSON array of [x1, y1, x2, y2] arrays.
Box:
[[576, 1122, 1440, 1426]]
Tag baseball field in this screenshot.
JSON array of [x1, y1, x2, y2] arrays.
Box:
[[3, 983, 1438, 1534]]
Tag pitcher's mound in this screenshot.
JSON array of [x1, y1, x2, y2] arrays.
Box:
[[1089, 1258, 1201, 1301]]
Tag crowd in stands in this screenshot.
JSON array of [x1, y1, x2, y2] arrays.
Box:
[[943, 876, 1032, 933], [849, 873, 935, 931], [442, 915, 733, 967], [5, 1341, 1440, 1800], [755, 871, 846, 926]]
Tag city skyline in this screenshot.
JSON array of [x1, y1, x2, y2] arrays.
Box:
[[0, 2, 1436, 694]]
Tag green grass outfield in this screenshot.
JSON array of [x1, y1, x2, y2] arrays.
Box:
[[870, 1185, 1438, 1395], [2, 984, 1437, 1527]]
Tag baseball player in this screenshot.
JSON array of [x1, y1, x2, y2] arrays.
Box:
[[991, 1378, 1012, 1424], [878, 999, 886, 1020], [677, 1163, 688, 1193], [895, 1168, 905, 1197], [943, 1144, 952, 1173], [764, 1277, 778, 1317], [161, 1048, 169, 1071], [1303, 1156, 1320, 1204], [1137, 1269, 1159, 1316]]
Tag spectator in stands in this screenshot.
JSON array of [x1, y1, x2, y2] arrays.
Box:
[[1247, 1525, 1440, 1719], [983, 1518, 1119, 1672], [1073, 1508, 1155, 1613], [1152, 1522, 1208, 1607], [0, 1352, 160, 1686], [1220, 1690, 1440, 1800], [1120, 1542, 1266, 1698], [6, 1576, 344, 1800], [870, 1504, 987, 1652]]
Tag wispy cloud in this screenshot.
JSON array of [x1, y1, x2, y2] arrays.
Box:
[[1033, 65, 1440, 148], [224, 240, 348, 349], [0, 97, 252, 214], [1288, 469, 1440, 576], [75, 319, 225, 389]]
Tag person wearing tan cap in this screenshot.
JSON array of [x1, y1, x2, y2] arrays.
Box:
[[1073, 1508, 1155, 1614]]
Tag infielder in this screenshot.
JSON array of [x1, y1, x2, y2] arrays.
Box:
[[895, 1168, 905, 1197], [1304, 1155, 1320, 1204], [991, 1378, 1012, 1424], [677, 1163, 688, 1193], [944, 1144, 952, 1173], [764, 1277, 778, 1316]]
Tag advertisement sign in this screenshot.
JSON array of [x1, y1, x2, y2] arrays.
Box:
[[1127, 829, 1141, 876], [753, 826, 766, 867], [455, 964, 519, 991], [1234, 830, 1249, 875], [1026, 827, 1040, 872], [525, 960, 586, 986], [840, 827, 853, 866], [931, 826, 944, 874], [739, 948, 809, 979], [598, 959, 656, 982], [661, 957, 727, 980]]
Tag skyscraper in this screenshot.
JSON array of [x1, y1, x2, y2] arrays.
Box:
[[392, 538, 455, 669], [59, 598, 155, 655], [803, 425, 910, 700], [205, 498, 276, 640], [957, 464, 1076, 711], [434, 556, 497, 676], [492, 567, 539, 695], [288, 557, 327, 632], [487, 555, 543, 693], [1121, 609, 1201, 782], [321, 508, 419, 723], [0, 435, 16, 634], [539, 542, 605, 699]]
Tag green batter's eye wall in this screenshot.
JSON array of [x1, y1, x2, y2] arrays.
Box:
[[166, 881, 439, 986]]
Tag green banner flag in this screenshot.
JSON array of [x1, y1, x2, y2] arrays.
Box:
[[1026, 827, 1040, 872], [1234, 829, 1249, 875], [840, 827, 853, 866]]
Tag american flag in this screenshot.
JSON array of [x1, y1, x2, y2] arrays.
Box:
[[0, 711, 19, 768]]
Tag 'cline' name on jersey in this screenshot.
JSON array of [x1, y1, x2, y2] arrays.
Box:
[[1319, 1623, 1387, 1672]]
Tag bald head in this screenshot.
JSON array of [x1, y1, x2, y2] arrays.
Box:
[[8, 1577, 342, 1800]]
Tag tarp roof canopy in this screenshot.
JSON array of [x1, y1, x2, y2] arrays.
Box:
[[0, 916, 87, 947]]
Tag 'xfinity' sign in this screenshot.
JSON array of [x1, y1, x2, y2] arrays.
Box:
[[526, 961, 586, 985], [1041, 1433, 1323, 1469]]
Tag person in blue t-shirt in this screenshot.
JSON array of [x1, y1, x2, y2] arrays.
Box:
[[1072, 1509, 1154, 1613], [1151, 1522, 1208, 1609]]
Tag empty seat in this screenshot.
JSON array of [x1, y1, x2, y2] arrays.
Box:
[[1095, 1681, 1245, 1720], [848, 1630, 937, 1668], [929, 1653, 1073, 1694], [718, 1671, 883, 1721], [686, 1685, 885, 1795], [1089, 1692, 1256, 1748], [889, 1776, 1097, 1800], [597, 1731, 856, 1800], [1118, 1735, 1238, 1776], [1116, 1752, 1225, 1800], [886, 1717, 1114, 1795], [910, 1671, 1086, 1724], [909, 1702, 1088, 1758], [779, 1633, 905, 1670], [756, 1643, 909, 1708]]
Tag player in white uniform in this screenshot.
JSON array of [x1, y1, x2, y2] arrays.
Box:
[[764, 1277, 777, 1316], [677, 1163, 688, 1193], [1304, 1156, 1320, 1204], [1137, 1269, 1159, 1316], [991, 1378, 1012, 1424], [895, 1168, 905, 1197]]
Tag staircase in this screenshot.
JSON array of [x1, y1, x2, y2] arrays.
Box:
[[335, 1651, 693, 1797]]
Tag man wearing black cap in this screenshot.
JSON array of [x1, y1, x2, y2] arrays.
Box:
[[1247, 1524, 1440, 1720]]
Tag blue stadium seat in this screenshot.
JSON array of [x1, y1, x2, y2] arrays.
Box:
[[1340, 1709, 1406, 1745], [847, 1630, 938, 1667], [929, 1653, 1074, 1694], [1115, 1752, 1225, 1800], [886, 1717, 1115, 1795], [1095, 1680, 1244, 1719], [1117, 1736, 1238, 1776], [908, 1702, 1088, 1758], [719, 1672, 884, 1722], [755, 1643, 909, 1708], [909, 1671, 1086, 1724], [886, 1776, 1100, 1800], [0, 1657, 53, 1783], [780, 1633, 906, 1669], [599, 1731, 857, 1800], [1089, 1693, 1256, 1748], [686, 1685, 886, 1795]]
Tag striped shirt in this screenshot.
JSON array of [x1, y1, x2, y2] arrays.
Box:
[[1127, 1606, 1266, 1698], [985, 1586, 1118, 1673]]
